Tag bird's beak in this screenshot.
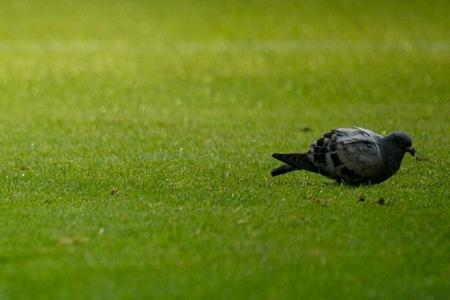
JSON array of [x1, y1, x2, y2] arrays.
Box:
[[406, 146, 416, 156]]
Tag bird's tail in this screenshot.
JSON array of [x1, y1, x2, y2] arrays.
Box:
[[271, 153, 315, 176], [271, 164, 296, 176]]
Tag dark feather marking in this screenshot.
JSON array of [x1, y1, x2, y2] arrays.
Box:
[[330, 153, 342, 166], [318, 167, 329, 176], [316, 138, 324, 146], [314, 153, 327, 164], [314, 146, 327, 154], [341, 167, 357, 178], [361, 140, 374, 147], [329, 144, 336, 151]]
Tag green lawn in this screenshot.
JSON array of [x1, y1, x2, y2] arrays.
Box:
[[0, 0, 449, 299]]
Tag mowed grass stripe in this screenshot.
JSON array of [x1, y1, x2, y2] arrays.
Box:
[[0, 40, 449, 53], [0, 0, 448, 299]]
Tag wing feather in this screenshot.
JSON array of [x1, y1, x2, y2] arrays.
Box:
[[307, 128, 384, 183]]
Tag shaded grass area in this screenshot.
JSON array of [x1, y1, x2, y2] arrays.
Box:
[[0, 0, 449, 299]]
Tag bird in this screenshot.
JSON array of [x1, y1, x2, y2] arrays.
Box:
[[271, 127, 415, 185]]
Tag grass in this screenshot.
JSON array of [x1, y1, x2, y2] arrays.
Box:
[[0, 0, 449, 299]]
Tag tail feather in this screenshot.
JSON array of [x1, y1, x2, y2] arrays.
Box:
[[272, 153, 308, 168], [271, 152, 317, 175], [271, 164, 295, 176]]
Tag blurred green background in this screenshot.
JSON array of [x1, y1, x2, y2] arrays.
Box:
[[0, 0, 449, 299]]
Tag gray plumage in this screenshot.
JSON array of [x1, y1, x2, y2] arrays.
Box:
[[272, 127, 415, 185]]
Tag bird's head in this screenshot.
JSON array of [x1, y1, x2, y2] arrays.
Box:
[[385, 131, 415, 156]]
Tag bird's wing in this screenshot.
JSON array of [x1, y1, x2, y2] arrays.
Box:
[[307, 128, 384, 182]]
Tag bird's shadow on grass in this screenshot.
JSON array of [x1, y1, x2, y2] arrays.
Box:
[[320, 180, 373, 189]]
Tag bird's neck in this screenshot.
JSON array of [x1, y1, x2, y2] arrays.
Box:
[[385, 147, 405, 174]]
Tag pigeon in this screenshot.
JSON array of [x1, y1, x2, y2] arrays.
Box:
[[271, 127, 415, 185]]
